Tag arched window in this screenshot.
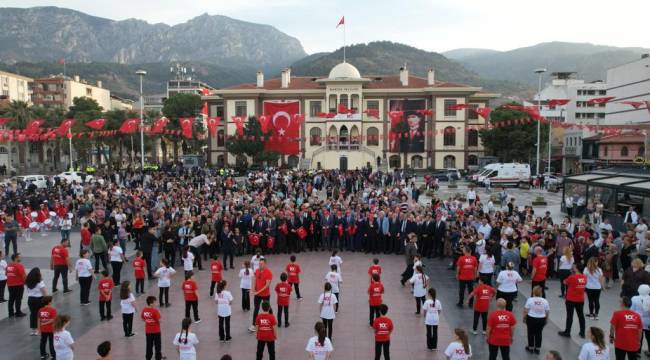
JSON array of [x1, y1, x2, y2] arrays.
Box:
[[443, 126, 456, 146], [350, 125, 359, 144], [309, 127, 322, 146], [639, 146, 645, 157], [339, 125, 349, 144], [411, 155, 423, 169], [467, 154, 478, 166], [443, 155, 456, 168], [621, 146, 629, 157], [328, 126, 338, 146], [288, 155, 299, 168], [366, 127, 379, 146], [389, 155, 401, 169], [0, 146, 7, 154], [217, 129, 225, 147], [467, 129, 479, 147]]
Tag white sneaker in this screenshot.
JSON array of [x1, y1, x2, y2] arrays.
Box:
[[482, 330, 487, 335], [248, 325, 257, 332], [471, 330, 478, 335]]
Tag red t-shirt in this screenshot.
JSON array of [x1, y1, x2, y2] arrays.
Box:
[[182, 279, 198, 301], [531, 256, 548, 281], [368, 265, 382, 278], [275, 282, 292, 306], [368, 282, 384, 306], [564, 274, 587, 303], [141, 307, 161, 334], [255, 268, 273, 297], [456, 255, 478, 280], [97, 278, 115, 302], [80, 228, 92, 246], [610, 310, 643, 352], [373, 316, 393, 342], [487, 310, 516, 346], [256, 313, 277, 341], [5, 262, 26, 286], [51, 245, 69, 266], [132, 258, 146, 279], [285, 263, 301, 284], [210, 260, 223, 282], [471, 283, 495, 312], [38, 305, 57, 333]]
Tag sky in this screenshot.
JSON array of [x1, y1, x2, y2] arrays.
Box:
[[3, 0, 650, 54]]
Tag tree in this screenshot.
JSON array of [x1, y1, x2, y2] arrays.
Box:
[[161, 93, 203, 162], [478, 103, 549, 166], [67, 97, 103, 166], [1, 100, 33, 171], [226, 116, 279, 166]]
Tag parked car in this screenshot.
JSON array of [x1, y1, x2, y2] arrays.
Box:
[[430, 169, 461, 181], [56, 171, 96, 184], [544, 174, 564, 188], [17, 175, 49, 189]]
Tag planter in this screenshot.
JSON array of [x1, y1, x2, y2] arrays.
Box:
[[447, 184, 458, 189], [490, 195, 502, 205], [532, 196, 547, 206], [519, 182, 531, 190]]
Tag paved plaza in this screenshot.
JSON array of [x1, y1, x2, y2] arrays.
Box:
[[0, 184, 617, 360]]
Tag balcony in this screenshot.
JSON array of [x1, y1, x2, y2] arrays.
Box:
[[313, 142, 375, 158]]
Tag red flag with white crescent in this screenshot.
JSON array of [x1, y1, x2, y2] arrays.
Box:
[[547, 99, 570, 108], [232, 116, 245, 136], [85, 118, 105, 130], [119, 118, 139, 134], [363, 109, 379, 118], [292, 113, 305, 125], [388, 111, 403, 128], [264, 101, 300, 155], [206, 116, 221, 137], [56, 118, 75, 137], [587, 96, 615, 105], [179, 117, 193, 138], [201, 102, 209, 116], [25, 119, 45, 135], [473, 107, 492, 119], [258, 115, 270, 133], [151, 117, 169, 133]]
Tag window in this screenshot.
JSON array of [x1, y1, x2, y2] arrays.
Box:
[[310, 127, 322, 146], [411, 155, 423, 169], [621, 146, 629, 157], [366, 100, 379, 111], [329, 95, 337, 112], [443, 126, 456, 146], [309, 101, 322, 116], [604, 146, 608, 156], [599, 90, 606, 95], [468, 104, 479, 120], [0, 146, 7, 154], [235, 101, 247, 117], [339, 94, 348, 109], [467, 129, 479, 147], [366, 127, 379, 146], [351, 94, 359, 111], [444, 99, 457, 117], [389, 155, 401, 169], [217, 129, 225, 147], [86, 88, 92, 96], [467, 155, 478, 166], [443, 155, 456, 168]]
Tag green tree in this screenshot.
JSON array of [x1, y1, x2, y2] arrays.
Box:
[[67, 97, 103, 166], [1, 100, 33, 171], [478, 103, 549, 166], [161, 93, 203, 162], [226, 116, 279, 166]]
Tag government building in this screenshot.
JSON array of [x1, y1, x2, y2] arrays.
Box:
[[203, 62, 497, 171]]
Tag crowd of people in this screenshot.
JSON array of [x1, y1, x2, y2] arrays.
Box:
[[0, 166, 649, 359]]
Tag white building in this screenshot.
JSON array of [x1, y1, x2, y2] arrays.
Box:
[[605, 54, 650, 124], [0, 70, 32, 103], [110, 94, 134, 111], [32, 75, 111, 110]]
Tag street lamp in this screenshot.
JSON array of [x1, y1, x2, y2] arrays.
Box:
[[534, 68, 547, 176], [136, 69, 147, 169]]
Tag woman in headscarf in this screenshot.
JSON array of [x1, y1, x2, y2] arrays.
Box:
[[631, 284, 650, 356]]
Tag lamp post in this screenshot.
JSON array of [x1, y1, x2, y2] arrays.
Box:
[[534, 68, 547, 176], [136, 69, 147, 169]]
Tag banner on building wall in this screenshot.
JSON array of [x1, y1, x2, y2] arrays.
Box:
[[389, 99, 426, 153], [263, 101, 300, 155]]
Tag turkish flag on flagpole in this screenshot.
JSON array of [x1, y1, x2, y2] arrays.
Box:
[[206, 117, 221, 137], [179, 117, 193, 138], [57, 58, 65, 65], [85, 118, 105, 130], [336, 16, 345, 27], [119, 118, 139, 134], [201, 102, 209, 116], [56, 118, 75, 137]]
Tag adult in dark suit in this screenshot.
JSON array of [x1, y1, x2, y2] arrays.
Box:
[[433, 215, 447, 258], [421, 214, 435, 258], [581, 236, 599, 267], [140, 227, 157, 279], [333, 211, 346, 250], [288, 211, 302, 254], [388, 213, 401, 254], [320, 210, 334, 251]]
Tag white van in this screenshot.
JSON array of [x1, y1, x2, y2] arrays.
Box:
[[479, 163, 530, 187], [471, 163, 501, 182], [18, 175, 49, 189]]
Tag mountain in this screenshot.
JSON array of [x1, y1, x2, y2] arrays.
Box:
[[448, 42, 650, 86], [442, 48, 499, 60], [0, 6, 306, 71], [290, 41, 533, 97]]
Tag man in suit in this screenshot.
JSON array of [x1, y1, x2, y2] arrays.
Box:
[[333, 210, 346, 251], [376, 211, 389, 254], [344, 209, 355, 251], [320, 209, 334, 251], [433, 214, 447, 258], [421, 214, 435, 258], [388, 212, 400, 254], [288, 210, 302, 254]]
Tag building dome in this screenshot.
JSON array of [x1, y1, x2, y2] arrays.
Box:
[[328, 62, 362, 79]]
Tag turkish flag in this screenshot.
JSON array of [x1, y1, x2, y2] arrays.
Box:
[[179, 117, 193, 138], [547, 99, 570, 108], [151, 117, 169, 133], [258, 115, 270, 133], [55, 118, 75, 137], [85, 118, 105, 130], [264, 101, 300, 155], [388, 111, 403, 127], [57, 58, 65, 65], [201, 102, 209, 116], [587, 96, 615, 105], [201, 88, 211, 96], [119, 118, 139, 134], [25, 119, 44, 135], [0, 118, 10, 126], [473, 107, 492, 119], [619, 101, 644, 109], [206, 116, 221, 137], [337, 103, 351, 114], [447, 104, 469, 111], [364, 109, 379, 118], [523, 106, 541, 120], [501, 104, 524, 111], [232, 116, 245, 136], [336, 16, 345, 28]]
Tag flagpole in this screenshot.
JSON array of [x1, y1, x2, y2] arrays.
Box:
[[343, 21, 346, 63], [68, 127, 73, 170], [63, 60, 66, 78]]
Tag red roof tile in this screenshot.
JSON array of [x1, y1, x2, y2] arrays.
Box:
[[599, 133, 645, 143]]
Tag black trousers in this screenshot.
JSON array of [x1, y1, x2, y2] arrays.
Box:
[[79, 276, 92, 303], [159, 287, 169, 306], [415, 296, 425, 314], [185, 300, 199, 321], [94, 252, 108, 272], [218, 316, 231, 340], [531, 280, 546, 298], [496, 290, 517, 312], [375, 341, 390, 360], [558, 269, 571, 296], [426, 325, 438, 350], [277, 305, 289, 326], [615, 347, 639, 360], [122, 313, 133, 336], [369, 305, 381, 325], [473, 311, 488, 331], [164, 245, 175, 267], [145, 333, 162, 360], [526, 316, 546, 348], [291, 282, 301, 299], [8, 285, 23, 316], [111, 261, 123, 285], [334, 292, 340, 312], [321, 317, 334, 340], [28, 296, 42, 329], [40, 332, 54, 357], [136, 278, 144, 294], [223, 250, 234, 269], [458, 280, 474, 305], [99, 300, 112, 319], [0, 279, 5, 300], [242, 289, 250, 311], [252, 295, 270, 325], [564, 301, 585, 335], [256, 340, 275, 360], [52, 265, 69, 291], [4, 235, 17, 257], [489, 344, 510, 360], [586, 288, 601, 315], [190, 246, 203, 270], [143, 251, 153, 278]]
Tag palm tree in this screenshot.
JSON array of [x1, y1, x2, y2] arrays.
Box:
[[2, 100, 33, 172]]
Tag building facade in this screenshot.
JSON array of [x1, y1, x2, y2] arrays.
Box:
[[31, 75, 111, 110], [605, 54, 650, 125], [203, 62, 496, 170], [0, 70, 32, 104]]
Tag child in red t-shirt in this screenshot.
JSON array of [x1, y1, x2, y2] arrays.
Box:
[[132, 251, 146, 294], [373, 304, 393, 360], [368, 273, 384, 326], [467, 277, 495, 334], [256, 301, 277, 359], [274, 272, 292, 327], [38, 296, 57, 358], [285, 255, 302, 300], [368, 258, 382, 282], [182, 272, 200, 323], [210, 255, 224, 297], [97, 270, 115, 320], [141, 296, 163, 360]]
